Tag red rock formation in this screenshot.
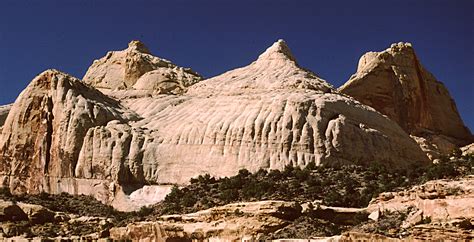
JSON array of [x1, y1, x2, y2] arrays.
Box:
[[340, 42, 473, 157]]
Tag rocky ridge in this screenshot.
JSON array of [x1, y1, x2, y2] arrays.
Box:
[[0, 39, 467, 213]]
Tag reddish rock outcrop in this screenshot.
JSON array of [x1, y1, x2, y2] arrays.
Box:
[[340, 42, 473, 158]]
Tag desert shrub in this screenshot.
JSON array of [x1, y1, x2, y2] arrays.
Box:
[[266, 215, 346, 239], [2, 153, 471, 236], [356, 208, 412, 237], [137, 206, 153, 217], [151, 154, 474, 216], [0, 187, 12, 197]]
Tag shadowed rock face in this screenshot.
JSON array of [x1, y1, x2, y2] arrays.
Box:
[[0, 40, 430, 210], [0, 104, 12, 133], [339, 43, 473, 156]]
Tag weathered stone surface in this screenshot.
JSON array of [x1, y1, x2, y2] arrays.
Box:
[[401, 209, 423, 229], [367, 176, 474, 223], [110, 200, 301, 241], [0, 69, 139, 202], [133, 68, 201, 95], [340, 42, 473, 157], [80, 40, 430, 186], [83, 40, 202, 91], [0, 40, 429, 210], [128, 185, 173, 208], [187, 39, 333, 95]]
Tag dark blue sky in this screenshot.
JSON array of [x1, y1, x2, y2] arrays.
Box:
[[0, 0, 473, 131]]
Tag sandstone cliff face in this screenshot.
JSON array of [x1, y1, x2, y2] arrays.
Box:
[[83, 40, 202, 93], [0, 40, 430, 210], [0, 70, 139, 198], [339, 43, 473, 158]]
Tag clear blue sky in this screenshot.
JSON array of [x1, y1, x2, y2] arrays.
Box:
[[0, 0, 472, 131]]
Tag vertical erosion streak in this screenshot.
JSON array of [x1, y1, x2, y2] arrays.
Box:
[[412, 53, 431, 130], [44, 96, 54, 174]]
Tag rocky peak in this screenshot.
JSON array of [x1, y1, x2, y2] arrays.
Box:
[[127, 40, 151, 54], [83, 40, 202, 91], [356, 42, 415, 72], [187, 39, 333, 96], [256, 39, 297, 63], [340, 42, 473, 157]]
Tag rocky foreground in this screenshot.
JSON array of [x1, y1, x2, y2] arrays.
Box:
[[0, 154, 473, 241], [1, 177, 473, 241]]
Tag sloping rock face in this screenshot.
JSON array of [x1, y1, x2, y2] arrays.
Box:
[[0, 70, 139, 200], [339, 43, 473, 158], [83, 40, 202, 94], [187, 39, 333, 95], [105, 40, 428, 184], [0, 40, 429, 210]]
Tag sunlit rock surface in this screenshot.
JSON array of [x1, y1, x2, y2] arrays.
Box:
[[340, 42, 473, 159], [0, 40, 430, 210]]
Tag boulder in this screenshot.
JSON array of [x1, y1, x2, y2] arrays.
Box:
[[17, 203, 55, 224], [0, 200, 28, 222]]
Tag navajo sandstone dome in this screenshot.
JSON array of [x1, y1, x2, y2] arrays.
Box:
[[0, 40, 471, 210]]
